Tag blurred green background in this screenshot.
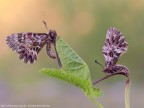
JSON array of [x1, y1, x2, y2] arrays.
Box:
[[0, 0, 143, 107]]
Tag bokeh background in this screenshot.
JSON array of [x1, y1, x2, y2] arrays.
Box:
[[0, 0, 143, 108]]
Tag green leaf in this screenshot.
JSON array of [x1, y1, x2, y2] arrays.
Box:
[[40, 37, 103, 108], [56, 37, 91, 80]]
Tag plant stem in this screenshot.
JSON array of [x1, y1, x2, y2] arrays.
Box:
[[125, 78, 131, 108], [93, 72, 131, 108], [93, 72, 128, 85], [89, 96, 104, 108], [54, 40, 62, 68]]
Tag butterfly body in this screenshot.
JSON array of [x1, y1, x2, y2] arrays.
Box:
[[102, 27, 129, 75]]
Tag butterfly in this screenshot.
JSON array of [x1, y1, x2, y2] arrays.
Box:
[[6, 21, 62, 67], [101, 27, 129, 76]]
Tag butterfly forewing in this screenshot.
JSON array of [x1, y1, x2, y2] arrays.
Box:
[[102, 27, 128, 67], [6, 32, 48, 63]]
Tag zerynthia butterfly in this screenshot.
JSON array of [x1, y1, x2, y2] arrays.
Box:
[[6, 21, 62, 67], [101, 27, 129, 76]]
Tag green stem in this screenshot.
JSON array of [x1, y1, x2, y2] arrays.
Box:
[[125, 78, 131, 108], [93, 72, 131, 108], [89, 96, 104, 108]]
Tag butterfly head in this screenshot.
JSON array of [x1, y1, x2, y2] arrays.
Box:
[[48, 30, 57, 42]]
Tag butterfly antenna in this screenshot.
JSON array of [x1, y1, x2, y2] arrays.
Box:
[[43, 21, 49, 32], [95, 60, 104, 68]]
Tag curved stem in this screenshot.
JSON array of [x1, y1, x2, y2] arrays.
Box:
[[93, 72, 131, 108], [93, 72, 128, 85]]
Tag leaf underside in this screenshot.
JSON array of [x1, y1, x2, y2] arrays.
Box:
[[40, 37, 103, 108]]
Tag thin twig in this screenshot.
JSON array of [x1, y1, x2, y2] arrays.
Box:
[[54, 42, 62, 68], [93, 72, 128, 85]]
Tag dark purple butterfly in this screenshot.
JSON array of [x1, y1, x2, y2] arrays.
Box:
[[6, 21, 62, 67], [102, 27, 129, 75]]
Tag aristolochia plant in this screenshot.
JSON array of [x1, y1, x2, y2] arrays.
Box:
[[40, 37, 103, 108], [6, 22, 131, 108]]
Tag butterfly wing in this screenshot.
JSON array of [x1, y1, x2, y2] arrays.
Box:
[[46, 41, 56, 59], [102, 27, 128, 67], [6, 32, 48, 63], [112, 65, 129, 75]]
